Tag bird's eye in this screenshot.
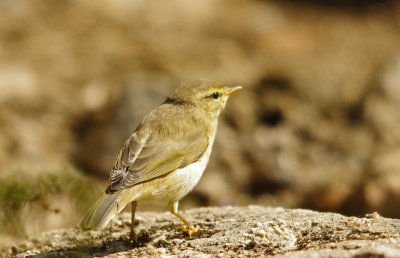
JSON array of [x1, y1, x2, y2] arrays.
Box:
[[211, 92, 220, 100]]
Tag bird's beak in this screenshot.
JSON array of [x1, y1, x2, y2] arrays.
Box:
[[226, 86, 243, 96]]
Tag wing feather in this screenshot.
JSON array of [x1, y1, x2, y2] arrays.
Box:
[[106, 105, 209, 194]]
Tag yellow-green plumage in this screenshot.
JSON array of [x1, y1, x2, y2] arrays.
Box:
[[79, 79, 241, 237]]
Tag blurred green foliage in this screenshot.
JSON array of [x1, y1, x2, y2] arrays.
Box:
[[0, 167, 100, 238]]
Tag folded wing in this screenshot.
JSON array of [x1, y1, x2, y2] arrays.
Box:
[[106, 120, 209, 194]]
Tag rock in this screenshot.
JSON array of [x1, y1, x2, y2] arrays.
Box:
[[4, 206, 400, 257]]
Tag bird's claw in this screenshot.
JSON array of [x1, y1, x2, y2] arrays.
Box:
[[179, 225, 199, 238]]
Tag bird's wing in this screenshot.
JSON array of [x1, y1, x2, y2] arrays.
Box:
[[106, 121, 209, 194]]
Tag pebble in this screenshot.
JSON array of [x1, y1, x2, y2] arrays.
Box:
[[366, 212, 382, 219], [250, 227, 266, 238], [158, 247, 167, 254], [152, 235, 171, 246], [171, 238, 184, 245]]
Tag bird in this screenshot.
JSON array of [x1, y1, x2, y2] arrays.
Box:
[[79, 79, 242, 240]]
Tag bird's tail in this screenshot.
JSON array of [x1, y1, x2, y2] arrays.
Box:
[[79, 191, 129, 230]]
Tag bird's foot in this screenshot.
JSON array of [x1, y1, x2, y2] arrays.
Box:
[[179, 225, 199, 238], [129, 231, 138, 242]]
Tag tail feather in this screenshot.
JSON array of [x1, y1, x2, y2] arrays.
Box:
[[79, 192, 126, 230]]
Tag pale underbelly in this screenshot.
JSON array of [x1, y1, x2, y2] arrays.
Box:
[[129, 148, 212, 206]]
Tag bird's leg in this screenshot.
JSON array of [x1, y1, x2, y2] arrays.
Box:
[[169, 201, 199, 237], [130, 201, 138, 242]]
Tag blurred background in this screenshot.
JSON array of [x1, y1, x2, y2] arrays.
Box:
[[1, 0, 400, 247]]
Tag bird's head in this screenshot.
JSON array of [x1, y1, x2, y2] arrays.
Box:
[[166, 79, 242, 117]]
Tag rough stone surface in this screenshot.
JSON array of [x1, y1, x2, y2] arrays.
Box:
[[3, 206, 400, 257]]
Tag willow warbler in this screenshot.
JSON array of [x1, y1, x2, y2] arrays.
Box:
[[79, 79, 242, 240]]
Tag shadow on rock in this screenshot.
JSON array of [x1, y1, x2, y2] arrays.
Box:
[[26, 233, 151, 258]]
